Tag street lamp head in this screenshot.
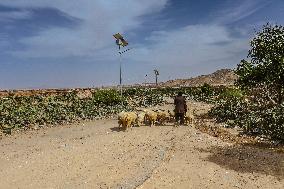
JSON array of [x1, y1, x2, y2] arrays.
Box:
[[113, 33, 129, 47], [154, 69, 159, 75]]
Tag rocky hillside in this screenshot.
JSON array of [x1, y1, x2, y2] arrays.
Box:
[[160, 69, 238, 87]]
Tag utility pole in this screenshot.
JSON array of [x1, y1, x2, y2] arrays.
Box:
[[154, 69, 159, 86]]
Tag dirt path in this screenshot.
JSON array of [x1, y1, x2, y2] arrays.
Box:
[[0, 103, 283, 189]]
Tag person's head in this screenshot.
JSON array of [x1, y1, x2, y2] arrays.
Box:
[[178, 91, 183, 96]]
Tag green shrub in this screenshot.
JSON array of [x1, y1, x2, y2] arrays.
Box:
[[218, 87, 244, 101], [209, 97, 248, 123], [93, 89, 123, 105], [0, 86, 238, 134], [210, 91, 284, 140]]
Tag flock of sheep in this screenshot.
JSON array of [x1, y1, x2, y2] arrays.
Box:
[[117, 108, 194, 130]]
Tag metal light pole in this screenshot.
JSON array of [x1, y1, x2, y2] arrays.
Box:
[[118, 46, 122, 97], [118, 48, 131, 92], [144, 74, 148, 87], [154, 69, 159, 86], [113, 33, 129, 98]]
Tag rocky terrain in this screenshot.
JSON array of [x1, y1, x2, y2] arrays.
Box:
[[160, 69, 238, 87]]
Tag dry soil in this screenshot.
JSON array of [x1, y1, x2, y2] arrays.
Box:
[[0, 102, 283, 189]]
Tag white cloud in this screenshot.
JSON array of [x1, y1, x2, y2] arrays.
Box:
[[1, 0, 250, 65], [128, 24, 250, 81], [214, 0, 272, 24], [0, 0, 254, 87], [2, 0, 168, 58], [0, 0, 168, 20], [135, 24, 249, 65]]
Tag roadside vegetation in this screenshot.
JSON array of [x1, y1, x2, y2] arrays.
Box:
[[210, 23, 284, 141], [0, 85, 218, 134]]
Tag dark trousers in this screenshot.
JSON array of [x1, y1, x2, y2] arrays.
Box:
[[175, 113, 184, 125]]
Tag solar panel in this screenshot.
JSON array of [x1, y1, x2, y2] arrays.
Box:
[[113, 33, 128, 47]]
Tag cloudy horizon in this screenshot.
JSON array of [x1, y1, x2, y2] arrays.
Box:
[[0, 0, 283, 89]]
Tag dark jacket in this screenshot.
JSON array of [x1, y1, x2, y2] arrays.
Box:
[[174, 95, 187, 113]]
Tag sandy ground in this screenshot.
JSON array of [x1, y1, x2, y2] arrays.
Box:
[[0, 102, 283, 189]]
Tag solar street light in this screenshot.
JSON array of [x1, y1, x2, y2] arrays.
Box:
[[113, 33, 129, 97], [113, 33, 129, 48], [154, 69, 159, 86]]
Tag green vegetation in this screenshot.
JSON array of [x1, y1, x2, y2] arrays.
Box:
[[210, 24, 284, 141], [0, 85, 219, 133], [0, 90, 129, 131]]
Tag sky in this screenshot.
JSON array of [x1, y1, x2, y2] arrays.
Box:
[[0, 0, 283, 89]]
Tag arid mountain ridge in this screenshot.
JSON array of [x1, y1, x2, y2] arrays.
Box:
[[159, 69, 238, 87]]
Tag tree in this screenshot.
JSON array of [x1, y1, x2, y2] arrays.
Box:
[[236, 23, 284, 104]]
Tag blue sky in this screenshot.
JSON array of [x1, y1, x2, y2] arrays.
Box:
[[0, 0, 283, 89]]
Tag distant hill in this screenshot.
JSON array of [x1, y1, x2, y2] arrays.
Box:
[[159, 69, 238, 87], [0, 69, 238, 97]]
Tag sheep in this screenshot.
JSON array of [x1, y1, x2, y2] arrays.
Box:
[[143, 109, 157, 127], [117, 111, 127, 128], [184, 110, 194, 126], [167, 109, 176, 123], [124, 112, 138, 129], [155, 109, 170, 125], [136, 111, 146, 127], [117, 111, 137, 130]]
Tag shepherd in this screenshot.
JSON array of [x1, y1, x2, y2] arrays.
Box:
[[174, 91, 187, 126]]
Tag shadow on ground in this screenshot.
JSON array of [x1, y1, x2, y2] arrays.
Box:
[[110, 127, 125, 132], [109, 124, 176, 132], [196, 145, 284, 180]]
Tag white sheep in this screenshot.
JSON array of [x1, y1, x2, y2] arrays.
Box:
[[167, 109, 176, 123], [118, 111, 138, 130], [143, 109, 157, 127], [125, 112, 138, 129], [136, 112, 146, 127], [117, 111, 127, 128], [155, 109, 170, 125], [184, 110, 194, 126]]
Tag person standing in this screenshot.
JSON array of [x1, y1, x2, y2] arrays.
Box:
[[174, 91, 187, 126]]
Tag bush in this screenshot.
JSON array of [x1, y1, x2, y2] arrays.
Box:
[[93, 89, 123, 105], [210, 91, 284, 140], [209, 87, 246, 123], [234, 103, 284, 140], [218, 87, 244, 101], [210, 24, 284, 141]]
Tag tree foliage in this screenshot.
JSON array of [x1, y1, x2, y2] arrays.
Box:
[[211, 24, 284, 141], [236, 23, 284, 104]]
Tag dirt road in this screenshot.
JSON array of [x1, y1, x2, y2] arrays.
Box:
[[0, 103, 283, 189]]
